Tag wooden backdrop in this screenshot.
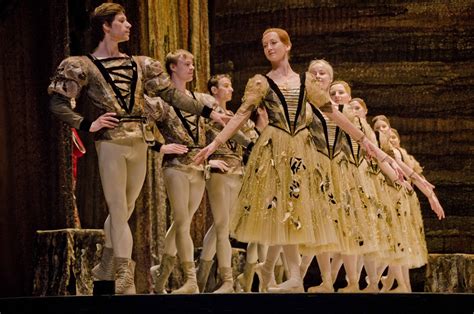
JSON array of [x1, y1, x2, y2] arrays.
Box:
[[209, 0, 474, 255]]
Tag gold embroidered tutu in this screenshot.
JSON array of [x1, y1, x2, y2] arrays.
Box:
[[355, 160, 393, 261], [384, 183, 416, 266], [405, 190, 428, 268], [230, 126, 339, 251], [329, 153, 379, 256]]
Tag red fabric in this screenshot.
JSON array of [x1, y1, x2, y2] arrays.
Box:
[[71, 128, 86, 179]]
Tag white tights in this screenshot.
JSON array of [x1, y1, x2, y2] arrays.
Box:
[[200, 173, 241, 267], [97, 139, 147, 259], [162, 167, 205, 262]]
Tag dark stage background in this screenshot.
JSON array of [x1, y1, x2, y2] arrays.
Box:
[[0, 0, 473, 297]]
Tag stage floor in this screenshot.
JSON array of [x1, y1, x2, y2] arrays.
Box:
[[1, 292, 472, 314]]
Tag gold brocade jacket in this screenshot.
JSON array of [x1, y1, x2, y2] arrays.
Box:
[[48, 55, 210, 141], [205, 105, 258, 175], [148, 93, 208, 171]]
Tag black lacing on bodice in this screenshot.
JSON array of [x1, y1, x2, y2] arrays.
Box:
[[174, 91, 200, 144], [87, 54, 138, 114]]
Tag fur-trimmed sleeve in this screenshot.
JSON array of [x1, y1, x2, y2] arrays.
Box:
[[304, 72, 332, 113], [48, 56, 88, 98]]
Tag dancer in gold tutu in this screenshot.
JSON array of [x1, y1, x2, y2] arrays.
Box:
[[372, 116, 444, 292], [348, 98, 410, 292], [194, 28, 403, 293], [302, 76, 382, 293], [329, 81, 382, 292]]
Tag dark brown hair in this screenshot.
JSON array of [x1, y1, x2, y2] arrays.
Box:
[[90, 3, 125, 48], [207, 74, 231, 94]]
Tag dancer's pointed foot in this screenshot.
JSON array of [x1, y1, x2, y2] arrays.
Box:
[[380, 275, 392, 292], [307, 281, 334, 293], [255, 263, 273, 292], [386, 283, 409, 293], [361, 283, 379, 293], [267, 278, 304, 293], [337, 283, 361, 293]]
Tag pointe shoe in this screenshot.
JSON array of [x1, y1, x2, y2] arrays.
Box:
[[380, 275, 392, 292], [361, 283, 379, 293], [307, 281, 334, 293], [150, 254, 176, 294], [236, 262, 256, 293], [213, 267, 234, 293], [267, 278, 304, 293], [255, 263, 273, 292], [337, 283, 361, 293], [387, 284, 409, 293]]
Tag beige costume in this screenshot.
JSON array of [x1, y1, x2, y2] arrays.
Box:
[[48, 55, 211, 293]]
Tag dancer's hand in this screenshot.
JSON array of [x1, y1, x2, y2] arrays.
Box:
[[90, 112, 119, 132], [359, 136, 377, 160], [399, 180, 413, 191], [209, 160, 230, 172], [428, 193, 445, 220], [210, 111, 230, 127], [160, 143, 188, 155], [193, 141, 220, 165]]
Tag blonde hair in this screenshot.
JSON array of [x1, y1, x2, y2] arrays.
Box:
[[350, 97, 367, 112], [391, 128, 424, 175], [372, 115, 391, 127], [391, 128, 400, 140], [165, 49, 194, 75], [330, 80, 352, 97], [308, 59, 334, 81]]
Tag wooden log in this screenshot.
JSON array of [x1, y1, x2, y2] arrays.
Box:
[[32, 229, 104, 296], [425, 253, 474, 292]]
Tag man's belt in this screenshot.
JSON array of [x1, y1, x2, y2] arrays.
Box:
[[116, 115, 147, 122]]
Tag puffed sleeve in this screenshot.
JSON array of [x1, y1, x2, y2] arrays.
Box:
[[241, 119, 259, 143], [48, 57, 90, 130], [214, 75, 269, 146], [304, 72, 333, 113], [140, 57, 213, 118], [48, 57, 88, 98], [236, 74, 269, 116], [144, 94, 170, 123]]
